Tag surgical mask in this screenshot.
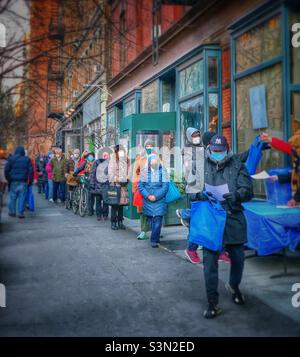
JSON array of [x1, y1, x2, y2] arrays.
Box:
[[192, 137, 201, 145], [74, 153, 80, 159], [145, 147, 153, 155], [87, 155, 94, 162], [211, 150, 227, 162], [56, 154, 61, 159]]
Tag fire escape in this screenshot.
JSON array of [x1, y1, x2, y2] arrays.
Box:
[[47, 2, 65, 123]]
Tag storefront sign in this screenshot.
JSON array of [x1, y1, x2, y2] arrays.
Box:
[[249, 84, 268, 129], [83, 90, 101, 126]]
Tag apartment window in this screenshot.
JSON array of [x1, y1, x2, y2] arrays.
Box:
[[124, 97, 135, 117], [179, 60, 204, 98], [141, 80, 159, 113]]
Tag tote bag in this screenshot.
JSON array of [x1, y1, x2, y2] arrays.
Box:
[[189, 192, 226, 251], [102, 184, 121, 205], [165, 181, 182, 204], [27, 185, 35, 212], [245, 135, 264, 175]]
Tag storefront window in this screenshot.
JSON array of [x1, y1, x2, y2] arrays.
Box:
[[179, 96, 204, 146], [141, 80, 159, 113], [179, 60, 204, 98], [124, 98, 135, 117], [162, 81, 174, 112], [208, 57, 218, 87], [236, 64, 284, 194], [235, 16, 282, 73], [208, 93, 218, 133], [291, 92, 300, 134], [290, 11, 300, 84]]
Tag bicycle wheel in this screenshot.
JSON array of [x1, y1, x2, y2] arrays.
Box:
[[72, 186, 80, 214], [79, 188, 88, 217]]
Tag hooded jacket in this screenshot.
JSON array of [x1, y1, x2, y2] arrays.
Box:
[[201, 150, 253, 245], [5, 146, 34, 183], [183, 128, 205, 199], [138, 162, 169, 217]]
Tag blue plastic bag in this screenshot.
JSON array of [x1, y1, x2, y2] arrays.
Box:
[[189, 192, 226, 251], [27, 185, 35, 212], [245, 135, 264, 175], [165, 181, 182, 204]]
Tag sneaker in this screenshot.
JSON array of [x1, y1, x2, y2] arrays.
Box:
[[185, 249, 201, 264], [103, 216, 109, 221], [8, 213, 16, 217], [57, 199, 62, 203], [97, 216, 102, 221], [219, 252, 231, 263], [151, 242, 159, 248], [18, 214, 25, 219], [203, 303, 222, 319], [137, 232, 149, 240], [49, 198, 54, 203], [176, 209, 189, 228], [225, 283, 245, 305]]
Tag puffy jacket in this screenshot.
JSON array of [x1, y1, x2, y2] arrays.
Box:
[[200, 150, 253, 245], [89, 159, 109, 194], [183, 127, 205, 199], [138, 164, 169, 217], [46, 161, 53, 180], [5, 146, 34, 183]]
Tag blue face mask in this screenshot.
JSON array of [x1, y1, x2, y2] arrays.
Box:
[[211, 150, 227, 162], [145, 147, 153, 155], [87, 156, 94, 162]]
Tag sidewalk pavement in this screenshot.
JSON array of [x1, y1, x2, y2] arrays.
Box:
[[125, 217, 300, 324]]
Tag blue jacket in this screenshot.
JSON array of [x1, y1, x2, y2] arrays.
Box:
[[5, 146, 34, 183], [138, 164, 169, 217]]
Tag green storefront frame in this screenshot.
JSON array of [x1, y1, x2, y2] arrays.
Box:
[[120, 112, 177, 220]]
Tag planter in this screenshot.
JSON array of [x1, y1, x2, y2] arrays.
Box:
[[163, 194, 188, 226]]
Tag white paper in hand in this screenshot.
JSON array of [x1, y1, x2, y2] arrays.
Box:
[[251, 171, 271, 180], [205, 183, 229, 201]]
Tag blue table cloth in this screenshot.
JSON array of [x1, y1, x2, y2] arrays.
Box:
[[242, 201, 300, 255]]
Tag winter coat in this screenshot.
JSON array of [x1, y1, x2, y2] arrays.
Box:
[[51, 156, 67, 182], [138, 164, 169, 217], [46, 161, 53, 180], [183, 128, 205, 200], [201, 150, 253, 245], [89, 159, 109, 194], [5, 146, 34, 184], [36, 156, 47, 183], [0, 159, 7, 183]]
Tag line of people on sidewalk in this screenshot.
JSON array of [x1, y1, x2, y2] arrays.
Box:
[[1, 127, 299, 319]]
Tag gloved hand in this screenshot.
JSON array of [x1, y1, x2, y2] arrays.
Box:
[[261, 142, 271, 151], [223, 192, 240, 205]]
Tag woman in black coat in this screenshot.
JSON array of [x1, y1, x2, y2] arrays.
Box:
[[88, 151, 110, 221]]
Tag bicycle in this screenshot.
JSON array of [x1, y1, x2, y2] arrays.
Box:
[[72, 175, 89, 217]]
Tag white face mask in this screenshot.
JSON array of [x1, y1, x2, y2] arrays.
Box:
[[192, 137, 201, 145], [73, 153, 80, 159], [118, 151, 125, 158]]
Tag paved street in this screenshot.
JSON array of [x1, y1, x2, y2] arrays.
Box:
[[0, 189, 300, 337]]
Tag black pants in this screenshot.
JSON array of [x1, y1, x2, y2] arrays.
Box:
[[111, 205, 123, 222], [203, 244, 245, 305], [89, 193, 109, 217]]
